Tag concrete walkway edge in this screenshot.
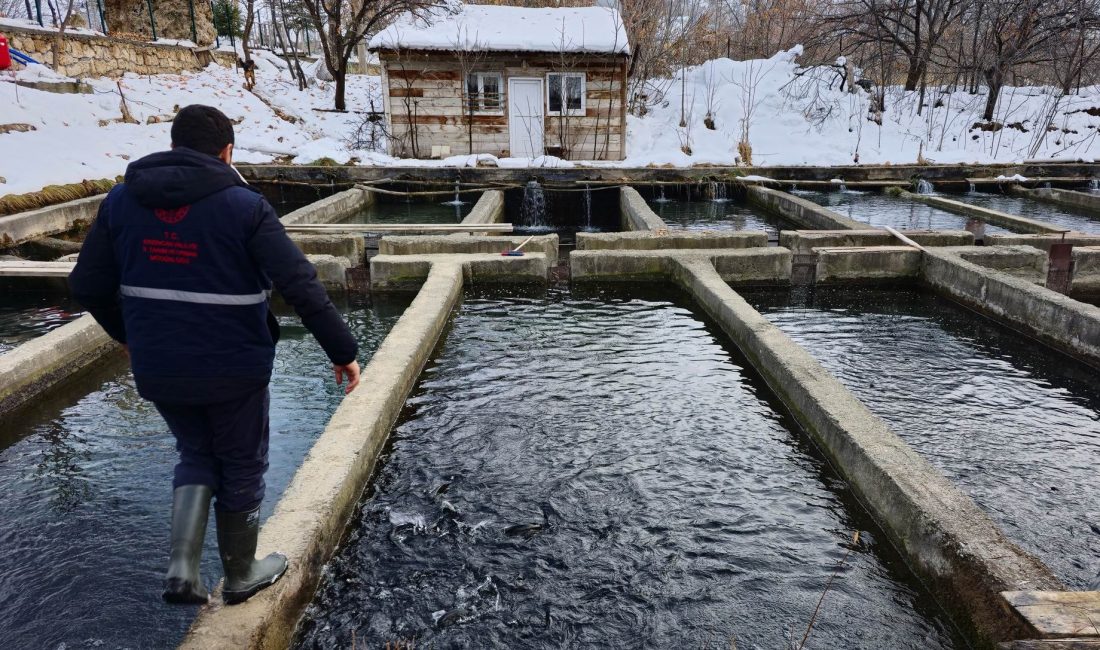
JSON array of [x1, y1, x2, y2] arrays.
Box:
[[180, 262, 464, 649]]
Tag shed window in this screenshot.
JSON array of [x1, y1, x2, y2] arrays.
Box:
[[465, 73, 504, 113], [547, 73, 585, 115]]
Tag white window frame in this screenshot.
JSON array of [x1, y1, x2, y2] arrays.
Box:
[[546, 72, 586, 116], [465, 72, 505, 115]]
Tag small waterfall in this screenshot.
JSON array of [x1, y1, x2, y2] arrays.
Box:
[[442, 180, 466, 206], [1088, 178, 1099, 191], [654, 185, 670, 203], [831, 178, 848, 192], [915, 179, 934, 195], [968, 182, 977, 194], [710, 181, 729, 203], [520, 180, 548, 228], [583, 184, 593, 231]]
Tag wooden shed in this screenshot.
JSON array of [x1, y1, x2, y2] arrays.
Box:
[[369, 3, 631, 161]]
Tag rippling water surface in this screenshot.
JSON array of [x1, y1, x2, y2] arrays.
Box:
[[800, 190, 1012, 235], [746, 286, 1100, 589], [648, 198, 793, 233], [296, 286, 962, 650], [0, 293, 83, 354], [0, 297, 409, 649], [956, 192, 1100, 233]]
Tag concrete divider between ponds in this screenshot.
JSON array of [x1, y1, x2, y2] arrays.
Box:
[[0, 194, 103, 247], [1009, 185, 1100, 215], [899, 191, 1067, 234], [181, 262, 464, 650], [746, 185, 868, 230], [576, 231, 767, 250], [570, 248, 790, 284], [280, 188, 373, 226], [371, 253, 551, 291], [0, 314, 120, 416], [921, 248, 1100, 366], [780, 229, 974, 254], [669, 256, 1062, 645], [460, 190, 506, 227], [620, 187, 668, 231], [379, 234, 558, 264]]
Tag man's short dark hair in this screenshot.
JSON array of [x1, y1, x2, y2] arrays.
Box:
[[171, 105, 235, 157]]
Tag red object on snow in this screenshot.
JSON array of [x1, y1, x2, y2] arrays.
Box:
[[0, 35, 11, 71]]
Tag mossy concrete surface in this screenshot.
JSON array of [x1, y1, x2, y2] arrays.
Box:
[[181, 262, 464, 650], [781, 229, 974, 254], [570, 248, 791, 284], [379, 234, 558, 264], [460, 190, 506, 227], [280, 188, 372, 226], [371, 253, 551, 291]]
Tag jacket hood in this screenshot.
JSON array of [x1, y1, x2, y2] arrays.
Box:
[[124, 147, 254, 209]]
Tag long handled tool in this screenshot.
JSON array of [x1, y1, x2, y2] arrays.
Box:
[[501, 235, 535, 257]]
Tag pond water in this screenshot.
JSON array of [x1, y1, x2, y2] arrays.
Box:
[[647, 197, 795, 236], [505, 184, 620, 244], [0, 296, 410, 649], [745, 286, 1100, 590], [342, 198, 475, 225], [798, 190, 1013, 235], [0, 293, 83, 355], [954, 192, 1100, 234], [295, 286, 963, 650]]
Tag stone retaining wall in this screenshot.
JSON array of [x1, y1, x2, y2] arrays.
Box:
[[4, 25, 234, 78]]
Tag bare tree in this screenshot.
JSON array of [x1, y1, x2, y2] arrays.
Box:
[[299, 0, 433, 111]]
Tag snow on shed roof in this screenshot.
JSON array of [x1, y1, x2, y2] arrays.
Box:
[[369, 4, 630, 55]]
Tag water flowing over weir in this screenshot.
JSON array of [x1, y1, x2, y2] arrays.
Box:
[[294, 286, 962, 649], [745, 287, 1100, 589], [0, 299, 409, 649]]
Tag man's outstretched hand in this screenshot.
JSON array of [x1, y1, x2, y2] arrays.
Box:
[[334, 361, 361, 394]]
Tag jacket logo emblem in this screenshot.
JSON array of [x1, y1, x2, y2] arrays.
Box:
[[154, 206, 190, 224]]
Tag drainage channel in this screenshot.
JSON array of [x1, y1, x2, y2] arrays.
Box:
[[0, 297, 410, 649], [293, 285, 965, 649], [743, 285, 1100, 590]]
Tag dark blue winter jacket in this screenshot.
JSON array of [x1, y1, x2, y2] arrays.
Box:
[[69, 147, 357, 397]]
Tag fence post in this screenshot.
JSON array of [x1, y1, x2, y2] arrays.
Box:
[[97, 0, 108, 35], [145, 0, 157, 40], [305, 30, 310, 56], [188, 0, 197, 43], [34, 0, 42, 26]]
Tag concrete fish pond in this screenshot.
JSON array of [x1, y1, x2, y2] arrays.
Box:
[[744, 286, 1100, 590], [0, 299, 409, 649], [293, 286, 964, 649], [3, 171, 1100, 650]]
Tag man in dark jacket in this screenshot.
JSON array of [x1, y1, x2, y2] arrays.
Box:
[[68, 105, 361, 606]]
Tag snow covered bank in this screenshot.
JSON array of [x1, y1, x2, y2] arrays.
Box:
[[2, 46, 1099, 198]]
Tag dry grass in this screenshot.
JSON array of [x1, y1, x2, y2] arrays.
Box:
[[0, 178, 118, 216]]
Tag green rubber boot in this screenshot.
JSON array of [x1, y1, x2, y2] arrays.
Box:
[[215, 506, 287, 605], [163, 485, 213, 604]]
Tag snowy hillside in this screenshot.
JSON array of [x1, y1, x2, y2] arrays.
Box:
[[2, 46, 1099, 197], [624, 48, 1100, 167]]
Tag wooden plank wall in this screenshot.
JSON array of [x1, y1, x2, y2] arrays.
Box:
[[378, 52, 628, 161]]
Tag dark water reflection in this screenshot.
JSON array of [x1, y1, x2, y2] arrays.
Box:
[[296, 286, 963, 650], [648, 198, 794, 234], [0, 296, 409, 649], [342, 198, 474, 225], [745, 286, 1100, 589], [0, 293, 83, 354]]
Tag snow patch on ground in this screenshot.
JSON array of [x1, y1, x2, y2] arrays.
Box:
[[3, 44, 1100, 197]]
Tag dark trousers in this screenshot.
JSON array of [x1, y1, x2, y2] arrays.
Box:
[[154, 386, 270, 513]]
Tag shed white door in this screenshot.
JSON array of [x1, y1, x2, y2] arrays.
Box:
[[508, 77, 544, 159]]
